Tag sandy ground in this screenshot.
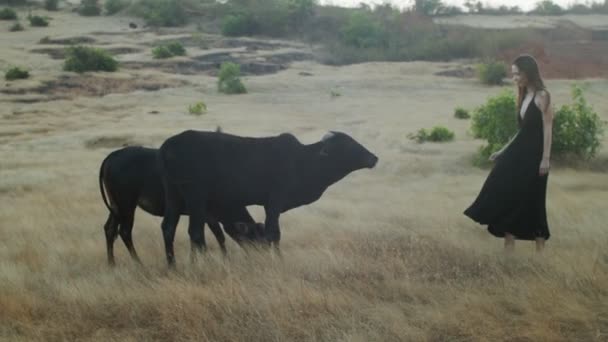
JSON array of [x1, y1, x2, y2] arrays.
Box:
[[1, 9, 608, 341], [435, 14, 608, 30]]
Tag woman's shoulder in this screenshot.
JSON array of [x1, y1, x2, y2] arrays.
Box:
[[535, 89, 552, 112]]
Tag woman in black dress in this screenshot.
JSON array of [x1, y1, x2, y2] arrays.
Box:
[[464, 55, 554, 252]]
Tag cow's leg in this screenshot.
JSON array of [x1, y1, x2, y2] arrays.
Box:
[[183, 188, 208, 262], [118, 211, 141, 264], [263, 205, 282, 255], [207, 217, 227, 256], [104, 213, 119, 266], [161, 182, 180, 267]]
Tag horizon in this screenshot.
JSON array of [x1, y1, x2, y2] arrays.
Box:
[[319, 0, 595, 11]]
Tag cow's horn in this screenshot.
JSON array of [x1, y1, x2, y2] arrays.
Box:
[[322, 131, 335, 141]]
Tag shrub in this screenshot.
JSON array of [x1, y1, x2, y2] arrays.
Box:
[[9, 21, 23, 31], [166, 41, 185, 56], [340, 11, 387, 48], [552, 85, 604, 159], [188, 101, 207, 115], [29, 15, 49, 26], [409, 126, 455, 143], [131, 0, 187, 27], [218, 62, 247, 94], [5, 66, 29, 80], [477, 61, 507, 85], [152, 46, 172, 59], [454, 107, 470, 119], [105, 0, 128, 15], [63, 46, 118, 73], [532, 0, 564, 15], [79, 0, 101, 16], [221, 13, 257, 36], [0, 7, 17, 19], [152, 42, 186, 59], [470, 91, 518, 166], [45, 0, 59, 11]]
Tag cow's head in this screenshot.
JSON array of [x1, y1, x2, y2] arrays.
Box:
[[233, 221, 266, 243], [320, 131, 378, 170]]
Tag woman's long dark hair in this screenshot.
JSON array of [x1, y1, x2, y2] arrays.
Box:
[[513, 55, 546, 115]]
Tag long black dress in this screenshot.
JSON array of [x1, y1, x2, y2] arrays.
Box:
[[464, 92, 550, 241]]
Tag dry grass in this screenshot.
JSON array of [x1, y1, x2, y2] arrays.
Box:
[[1, 10, 608, 342]]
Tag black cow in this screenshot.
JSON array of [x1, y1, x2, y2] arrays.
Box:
[[99, 146, 265, 266], [158, 130, 378, 266]]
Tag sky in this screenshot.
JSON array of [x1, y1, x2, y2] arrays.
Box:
[[319, 0, 587, 11]]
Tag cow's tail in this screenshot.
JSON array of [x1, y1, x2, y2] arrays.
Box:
[[99, 154, 118, 217]]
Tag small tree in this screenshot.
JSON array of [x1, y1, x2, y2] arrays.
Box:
[[552, 85, 604, 159], [218, 62, 247, 94], [532, 0, 563, 15], [63, 46, 118, 72]]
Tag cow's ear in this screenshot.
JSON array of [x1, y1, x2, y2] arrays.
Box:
[[234, 222, 249, 235], [319, 144, 330, 156]]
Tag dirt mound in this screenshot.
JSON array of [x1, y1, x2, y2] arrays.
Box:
[[1, 75, 188, 102], [39, 36, 96, 45], [122, 51, 314, 76], [31, 46, 142, 59], [435, 66, 476, 78], [84, 135, 138, 149]]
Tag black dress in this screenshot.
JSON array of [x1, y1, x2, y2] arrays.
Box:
[[464, 92, 550, 241]]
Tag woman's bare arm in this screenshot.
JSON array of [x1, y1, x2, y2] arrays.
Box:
[[536, 90, 554, 175]]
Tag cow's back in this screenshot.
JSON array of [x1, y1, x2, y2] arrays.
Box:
[[160, 130, 302, 206]]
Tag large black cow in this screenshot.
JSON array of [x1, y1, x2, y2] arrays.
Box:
[[158, 130, 378, 266], [99, 146, 265, 266]]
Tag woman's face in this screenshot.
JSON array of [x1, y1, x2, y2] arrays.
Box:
[[511, 64, 528, 88]]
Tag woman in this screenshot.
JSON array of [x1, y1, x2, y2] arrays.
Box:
[[464, 55, 554, 252]]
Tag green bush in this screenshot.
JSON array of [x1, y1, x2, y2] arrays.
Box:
[[152, 42, 185, 59], [340, 11, 387, 48], [470, 91, 518, 165], [0, 7, 17, 19], [189, 101, 207, 115], [166, 41, 185, 56], [131, 0, 187, 27], [45, 0, 59, 11], [221, 13, 257, 36], [63, 46, 118, 73], [409, 126, 455, 143], [29, 15, 49, 26], [552, 85, 604, 159], [218, 62, 247, 94], [532, 0, 564, 15], [79, 0, 101, 16], [454, 107, 470, 119], [9, 21, 23, 31], [5, 66, 29, 80], [105, 0, 128, 14], [152, 46, 172, 59], [477, 61, 507, 85]]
